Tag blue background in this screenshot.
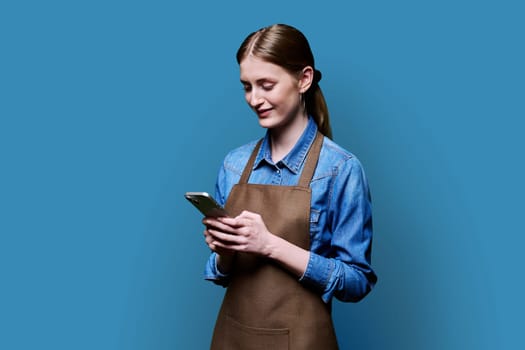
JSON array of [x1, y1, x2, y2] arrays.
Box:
[[1, 0, 523, 349]]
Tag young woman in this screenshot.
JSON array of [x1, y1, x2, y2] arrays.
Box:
[[203, 24, 377, 349]]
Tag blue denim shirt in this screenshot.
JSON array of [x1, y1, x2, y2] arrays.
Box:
[[204, 117, 377, 303]]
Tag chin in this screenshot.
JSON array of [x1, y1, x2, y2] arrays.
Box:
[[257, 117, 275, 129]]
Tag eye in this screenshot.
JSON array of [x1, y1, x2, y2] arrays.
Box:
[[261, 83, 274, 91], [242, 84, 252, 92]]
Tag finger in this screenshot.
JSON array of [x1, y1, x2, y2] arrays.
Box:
[[222, 216, 256, 230], [208, 229, 244, 245], [204, 233, 214, 245], [211, 239, 245, 252], [206, 218, 241, 233], [218, 216, 243, 227], [204, 228, 217, 239], [203, 217, 222, 228], [209, 242, 225, 253]]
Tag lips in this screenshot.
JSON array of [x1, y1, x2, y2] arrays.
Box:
[[256, 108, 273, 118]]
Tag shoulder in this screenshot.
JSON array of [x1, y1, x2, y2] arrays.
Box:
[[316, 138, 371, 205], [221, 139, 260, 176], [315, 137, 365, 180], [320, 137, 355, 161]]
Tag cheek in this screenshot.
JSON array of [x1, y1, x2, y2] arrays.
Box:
[[273, 86, 297, 105], [266, 90, 284, 106]]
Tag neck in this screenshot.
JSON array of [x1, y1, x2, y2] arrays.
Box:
[[270, 114, 309, 163]]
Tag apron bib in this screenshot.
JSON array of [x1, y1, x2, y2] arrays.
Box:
[[210, 132, 338, 350]]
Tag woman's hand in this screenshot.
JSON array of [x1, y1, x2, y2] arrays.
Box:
[[203, 220, 235, 257], [204, 210, 310, 278], [203, 210, 274, 257]]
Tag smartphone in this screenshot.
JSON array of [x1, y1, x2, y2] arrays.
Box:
[[184, 192, 229, 217]]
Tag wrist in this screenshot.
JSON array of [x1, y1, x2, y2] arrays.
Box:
[[264, 232, 280, 259]]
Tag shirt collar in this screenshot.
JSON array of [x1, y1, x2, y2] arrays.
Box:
[[253, 116, 319, 174]]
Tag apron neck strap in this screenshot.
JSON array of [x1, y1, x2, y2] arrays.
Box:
[[238, 132, 324, 187], [238, 138, 264, 184], [298, 131, 323, 188]]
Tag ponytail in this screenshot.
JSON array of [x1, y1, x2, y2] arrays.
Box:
[[306, 71, 332, 139]]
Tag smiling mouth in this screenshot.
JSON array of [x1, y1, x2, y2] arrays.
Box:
[[257, 108, 273, 117]]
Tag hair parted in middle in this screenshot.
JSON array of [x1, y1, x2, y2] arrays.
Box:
[[236, 24, 332, 139]]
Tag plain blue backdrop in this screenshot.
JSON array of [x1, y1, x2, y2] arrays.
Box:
[[1, 0, 523, 349]]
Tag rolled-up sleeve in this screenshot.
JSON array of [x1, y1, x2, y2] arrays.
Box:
[[299, 157, 377, 303], [204, 252, 231, 286]]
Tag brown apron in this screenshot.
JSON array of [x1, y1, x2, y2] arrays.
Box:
[[210, 132, 338, 350]]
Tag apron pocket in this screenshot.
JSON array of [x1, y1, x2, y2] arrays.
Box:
[[224, 315, 289, 350]]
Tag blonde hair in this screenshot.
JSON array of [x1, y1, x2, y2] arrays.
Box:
[[236, 24, 333, 139]]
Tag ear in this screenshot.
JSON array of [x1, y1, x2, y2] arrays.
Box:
[[298, 66, 314, 93]]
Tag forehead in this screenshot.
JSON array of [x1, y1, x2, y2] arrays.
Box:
[[239, 55, 291, 81]]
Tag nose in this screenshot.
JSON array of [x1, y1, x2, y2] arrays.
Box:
[[248, 89, 264, 108]]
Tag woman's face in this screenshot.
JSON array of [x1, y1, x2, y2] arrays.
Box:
[[240, 56, 309, 131]]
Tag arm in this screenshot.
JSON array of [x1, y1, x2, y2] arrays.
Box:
[[299, 157, 377, 302]]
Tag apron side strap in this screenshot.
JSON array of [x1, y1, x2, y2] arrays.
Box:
[[298, 132, 324, 188], [238, 138, 264, 184]]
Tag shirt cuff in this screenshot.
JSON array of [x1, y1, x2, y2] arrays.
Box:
[[299, 252, 335, 302], [204, 253, 230, 286]]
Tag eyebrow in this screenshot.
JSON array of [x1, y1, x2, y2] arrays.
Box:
[[240, 78, 276, 84]]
